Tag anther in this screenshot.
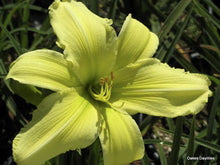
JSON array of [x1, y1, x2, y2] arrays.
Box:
[[105, 77, 109, 83], [100, 78, 105, 86]]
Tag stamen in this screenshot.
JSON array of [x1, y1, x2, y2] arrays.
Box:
[[89, 72, 125, 112], [89, 73, 114, 103]]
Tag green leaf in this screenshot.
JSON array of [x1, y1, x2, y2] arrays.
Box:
[[156, 143, 168, 165], [193, 0, 220, 29], [10, 27, 52, 35], [200, 45, 220, 59], [29, 17, 51, 50], [21, 0, 31, 48], [208, 75, 220, 85], [0, 21, 22, 54], [158, 0, 192, 42], [0, 59, 7, 75], [0, 59, 11, 90], [169, 117, 184, 164], [108, 0, 118, 20], [203, 0, 220, 18], [185, 115, 196, 165], [200, 19, 220, 49], [200, 49, 220, 73], [140, 116, 159, 136], [1, 1, 25, 29], [195, 138, 220, 153], [160, 128, 220, 153], [140, 154, 151, 165], [166, 118, 175, 131], [4, 95, 27, 126], [144, 139, 173, 146], [88, 139, 102, 165], [206, 85, 220, 140], [164, 5, 193, 62]]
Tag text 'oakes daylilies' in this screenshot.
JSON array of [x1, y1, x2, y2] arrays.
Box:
[[6, 0, 212, 165]]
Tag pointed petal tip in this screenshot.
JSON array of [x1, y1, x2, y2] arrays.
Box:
[[112, 58, 212, 118], [115, 15, 159, 70]]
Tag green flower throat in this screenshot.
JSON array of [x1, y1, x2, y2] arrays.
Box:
[[89, 72, 114, 104]]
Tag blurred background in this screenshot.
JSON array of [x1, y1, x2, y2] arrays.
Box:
[[0, 0, 220, 165]]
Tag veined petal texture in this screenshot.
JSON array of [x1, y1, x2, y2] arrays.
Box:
[[7, 49, 78, 91], [99, 108, 144, 165], [114, 14, 159, 70], [49, 0, 117, 84], [111, 59, 212, 117], [13, 89, 100, 165]]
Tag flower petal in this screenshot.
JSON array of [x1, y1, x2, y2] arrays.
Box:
[[114, 14, 159, 70], [111, 58, 212, 117], [99, 107, 144, 165], [7, 49, 79, 91], [49, 0, 117, 84], [13, 89, 100, 165], [10, 80, 45, 106]]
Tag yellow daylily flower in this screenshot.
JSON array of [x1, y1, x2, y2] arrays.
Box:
[[7, 0, 212, 165]]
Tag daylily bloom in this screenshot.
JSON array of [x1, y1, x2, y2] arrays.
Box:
[[7, 0, 212, 165]]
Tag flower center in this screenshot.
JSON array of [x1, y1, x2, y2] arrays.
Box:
[[89, 72, 114, 104]]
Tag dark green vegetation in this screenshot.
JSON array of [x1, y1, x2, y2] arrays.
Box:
[[0, 0, 220, 165]]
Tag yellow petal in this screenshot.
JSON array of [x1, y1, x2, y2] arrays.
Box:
[[49, 0, 117, 84], [114, 14, 159, 70], [7, 49, 79, 91], [13, 89, 100, 165], [111, 58, 212, 117], [99, 108, 144, 165]]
